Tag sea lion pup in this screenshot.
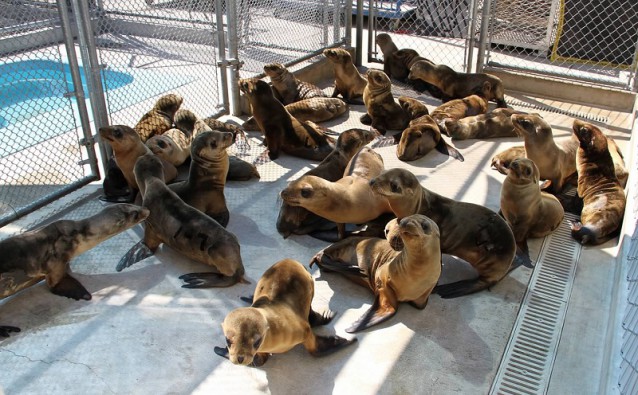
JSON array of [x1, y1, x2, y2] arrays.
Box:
[[570, 120, 626, 245], [0, 203, 149, 336], [444, 108, 523, 140], [430, 94, 489, 133], [214, 259, 356, 367], [263, 63, 328, 105], [323, 48, 367, 104], [146, 128, 191, 166], [99, 125, 178, 202], [310, 214, 441, 333], [409, 60, 507, 108], [277, 128, 378, 238], [116, 154, 246, 288], [238, 78, 335, 161], [361, 69, 410, 136], [169, 130, 232, 227], [242, 97, 349, 130], [134, 93, 184, 142], [280, 147, 392, 240], [369, 168, 517, 298], [500, 158, 564, 254], [491, 146, 527, 174]]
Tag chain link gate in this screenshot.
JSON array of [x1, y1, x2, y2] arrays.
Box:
[[0, 0, 99, 227]]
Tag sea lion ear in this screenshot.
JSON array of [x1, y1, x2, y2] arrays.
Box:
[[482, 81, 491, 93]]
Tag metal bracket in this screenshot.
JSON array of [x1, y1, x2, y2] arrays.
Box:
[[217, 58, 244, 69]]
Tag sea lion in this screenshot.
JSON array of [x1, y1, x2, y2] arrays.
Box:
[[430, 94, 489, 133], [491, 146, 527, 174], [263, 63, 328, 105], [323, 48, 368, 104], [238, 78, 335, 161], [169, 130, 232, 227], [361, 69, 410, 136], [409, 60, 507, 108], [116, 153, 246, 288], [0, 203, 149, 336], [398, 96, 430, 120], [310, 214, 441, 332], [396, 114, 464, 162], [214, 258, 356, 366], [242, 97, 349, 131], [500, 158, 564, 254], [99, 125, 178, 202], [570, 120, 626, 245], [369, 168, 517, 298], [276, 128, 378, 238], [146, 127, 191, 166], [280, 147, 392, 240], [444, 108, 523, 140], [227, 156, 260, 181], [134, 93, 184, 142]]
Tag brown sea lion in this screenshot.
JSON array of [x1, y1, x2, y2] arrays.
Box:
[[214, 258, 356, 366], [146, 128, 191, 166], [570, 120, 626, 245], [369, 168, 517, 298], [396, 114, 464, 162], [0, 203, 149, 336], [409, 60, 507, 108], [263, 63, 328, 105], [444, 108, 524, 140], [116, 153, 246, 288], [227, 156, 260, 181], [169, 130, 232, 227], [383, 47, 445, 98], [430, 95, 489, 133], [323, 48, 368, 104], [242, 97, 349, 131], [491, 146, 527, 174], [238, 78, 335, 161], [361, 69, 410, 135], [310, 214, 441, 332], [276, 128, 378, 238], [280, 147, 392, 240], [134, 93, 184, 142], [500, 158, 564, 254], [99, 125, 178, 201], [398, 96, 430, 120]]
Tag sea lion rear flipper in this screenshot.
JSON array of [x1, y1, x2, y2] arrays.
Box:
[[308, 309, 336, 327], [116, 240, 154, 272], [513, 241, 534, 269], [0, 325, 21, 338], [434, 278, 490, 299], [307, 334, 357, 356], [346, 293, 397, 333], [312, 254, 365, 278], [49, 273, 92, 301], [370, 135, 396, 148], [360, 113, 372, 125], [179, 272, 242, 288], [434, 138, 464, 162]]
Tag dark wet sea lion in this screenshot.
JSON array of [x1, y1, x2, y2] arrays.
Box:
[[323, 48, 367, 104], [117, 153, 245, 288], [134, 93, 184, 142], [445, 108, 523, 140], [0, 203, 149, 336], [310, 214, 441, 332], [242, 97, 349, 130], [263, 63, 328, 105], [276, 128, 378, 238], [361, 69, 410, 136], [214, 258, 356, 366], [369, 168, 517, 298], [570, 120, 626, 245]]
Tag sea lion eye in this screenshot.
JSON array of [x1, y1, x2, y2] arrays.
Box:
[[253, 338, 262, 349], [390, 182, 399, 193], [113, 129, 122, 138], [209, 140, 218, 149], [524, 167, 532, 177], [300, 188, 312, 198], [226, 337, 233, 347]]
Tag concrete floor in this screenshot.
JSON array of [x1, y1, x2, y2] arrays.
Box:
[[0, 66, 635, 394]]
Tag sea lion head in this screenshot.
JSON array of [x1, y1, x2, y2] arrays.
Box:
[[384, 217, 403, 250], [398, 96, 429, 120], [408, 60, 436, 83], [443, 118, 468, 139], [397, 116, 439, 162], [191, 130, 233, 163], [99, 125, 141, 152], [146, 133, 180, 161], [375, 33, 393, 47], [152, 93, 183, 118], [238, 78, 271, 98], [398, 214, 440, 246], [369, 168, 419, 202], [173, 109, 199, 136], [572, 119, 608, 153], [366, 69, 391, 91], [134, 153, 165, 185], [323, 48, 351, 64], [280, 175, 329, 210], [336, 128, 378, 158], [507, 158, 540, 185], [101, 203, 150, 230], [263, 63, 288, 82], [221, 307, 268, 366], [511, 113, 552, 141]]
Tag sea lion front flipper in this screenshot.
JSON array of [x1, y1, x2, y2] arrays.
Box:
[[214, 346, 230, 360], [434, 278, 490, 299], [360, 113, 372, 125], [240, 295, 253, 304], [178, 272, 242, 288], [306, 334, 357, 357], [346, 291, 397, 333], [514, 241, 534, 269], [308, 308, 336, 327], [0, 325, 21, 338], [116, 240, 154, 272], [434, 138, 464, 162], [49, 273, 92, 301]]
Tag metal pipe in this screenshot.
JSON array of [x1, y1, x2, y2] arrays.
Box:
[[630, 37, 638, 92], [465, 0, 478, 73], [57, 0, 100, 178], [214, 0, 229, 112], [226, 0, 242, 115], [322, 0, 329, 46], [355, 0, 363, 65], [367, 0, 375, 63], [475, 0, 492, 72], [345, 0, 353, 46], [332, 0, 340, 45]]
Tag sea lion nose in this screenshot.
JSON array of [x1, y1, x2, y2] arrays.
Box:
[[237, 355, 244, 363]]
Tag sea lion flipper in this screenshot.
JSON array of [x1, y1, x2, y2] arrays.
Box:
[[214, 346, 230, 360], [239, 295, 253, 304], [116, 240, 154, 272], [434, 138, 464, 162], [308, 334, 357, 356], [308, 309, 336, 327], [0, 325, 21, 338], [370, 135, 396, 148], [178, 271, 241, 288], [434, 279, 490, 299], [252, 149, 272, 166], [514, 242, 534, 269], [49, 274, 92, 301], [346, 293, 397, 333]]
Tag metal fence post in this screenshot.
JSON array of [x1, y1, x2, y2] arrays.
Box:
[[367, 0, 375, 63], [345, 0, 353, 46], [475, 0, 492, 73], [355, 0, 364, 65], [465, 0, 479, 73], [630, 38, 638, 92], [227, 0, 242, 116], [215, 0, 230, 112]]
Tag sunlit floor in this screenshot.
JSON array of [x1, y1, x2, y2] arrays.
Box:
[[0, 67, 634, 394]]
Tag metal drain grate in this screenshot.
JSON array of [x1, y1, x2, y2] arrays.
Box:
[[490, 212, 582, 395], [507, 98, 610, 124]]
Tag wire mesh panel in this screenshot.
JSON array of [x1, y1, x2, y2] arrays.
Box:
[[368, 0, 475, 72], [484, 0, 638, 90], [0, 0, 98, 227], [91, 0, 224, 127]]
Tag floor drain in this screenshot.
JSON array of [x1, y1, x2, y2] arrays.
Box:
[[490, 213, 582, 395], [507, 98, 610, 124]]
